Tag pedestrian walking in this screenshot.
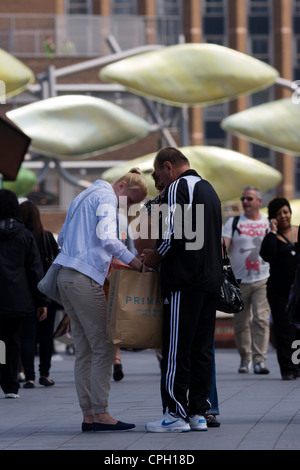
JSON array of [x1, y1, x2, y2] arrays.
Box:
[[260, 197, 300, 380], [222, 186, 270, 374], [20, 200, 60, 389], [0, 190, 48, 399]]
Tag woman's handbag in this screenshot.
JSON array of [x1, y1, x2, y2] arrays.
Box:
[[37, 263, 61, 305], [217, 240, 244, 314]]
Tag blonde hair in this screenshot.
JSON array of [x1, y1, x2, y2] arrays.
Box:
[[115, 168, 148, 200]]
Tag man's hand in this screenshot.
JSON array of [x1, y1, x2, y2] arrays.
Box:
[[37, 307, 47, 322], [141, 249, 162, 268]]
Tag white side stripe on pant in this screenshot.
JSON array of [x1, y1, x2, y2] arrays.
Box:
[[166, 290, 186, 418]]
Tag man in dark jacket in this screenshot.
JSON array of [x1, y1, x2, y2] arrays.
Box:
[[143, 147, 223, 432], [0, 189, 48, 398]]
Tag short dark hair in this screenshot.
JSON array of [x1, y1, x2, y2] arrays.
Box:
[[154, 147, 190, 169], [0, 189, 21, 219], [268, 197, 291, 220]]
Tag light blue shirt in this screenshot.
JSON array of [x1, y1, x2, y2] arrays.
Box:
[[55, 180, 134, 286]]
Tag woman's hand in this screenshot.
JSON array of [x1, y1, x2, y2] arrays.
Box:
[[269, 218, 278, 233], [129, 257, 143, 272]]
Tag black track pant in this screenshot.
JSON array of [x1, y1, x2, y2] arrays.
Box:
[[160, 289, 217, 419]]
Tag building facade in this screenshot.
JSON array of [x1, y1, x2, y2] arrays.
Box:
[[0, 0, 299, 209]]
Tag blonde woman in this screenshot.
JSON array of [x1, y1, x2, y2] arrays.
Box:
[[56, 169, 148, 432]]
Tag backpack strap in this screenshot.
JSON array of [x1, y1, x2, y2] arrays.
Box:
[[232, 215, 241, 238]]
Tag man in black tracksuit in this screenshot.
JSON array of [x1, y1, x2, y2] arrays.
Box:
[[143, 147, 223, 432]]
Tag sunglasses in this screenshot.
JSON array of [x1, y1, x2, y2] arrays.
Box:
[[240, 197, 254, 202]]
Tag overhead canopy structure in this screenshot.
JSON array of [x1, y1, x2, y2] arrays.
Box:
[[221, 98, 300, 155], [7, 94, 152, 160], [0, 48, 35, 99], [101, 146, 282, 201], [100, 43, 279, 107]]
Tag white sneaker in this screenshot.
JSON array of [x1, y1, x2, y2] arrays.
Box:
[[189, 415, 208, 431], [145, 413, 191, 433], [5, 393, 20, 399], [254, 361, 270, 375], [238, 360, 252, 373]]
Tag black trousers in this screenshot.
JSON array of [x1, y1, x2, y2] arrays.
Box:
[[160, 289, 217, 419], [21, 302, 57, 381], [0, 317, 24, 394], [267, 287, 299, 377]]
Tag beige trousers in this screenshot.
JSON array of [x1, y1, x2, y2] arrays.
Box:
[[57, 267, 115, 416], [233, 278, 270, 364]]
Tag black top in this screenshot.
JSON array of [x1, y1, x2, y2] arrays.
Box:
[[156, 169, 223, 295], [260, 231, 300, 296], [0, 217, 49, 317]]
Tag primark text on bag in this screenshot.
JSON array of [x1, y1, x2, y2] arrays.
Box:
[[106, 267, 163, 349]]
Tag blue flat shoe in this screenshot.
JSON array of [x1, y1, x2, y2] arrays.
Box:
[[93, 421, 135, 432], [82, 422, 93, 432]]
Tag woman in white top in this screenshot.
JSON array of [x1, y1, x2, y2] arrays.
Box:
[[56, 169, 148, 432]]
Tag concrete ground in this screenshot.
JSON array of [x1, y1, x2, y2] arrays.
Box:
[[0, 344, 299, 454]]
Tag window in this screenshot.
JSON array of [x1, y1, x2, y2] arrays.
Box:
[[204, 0, 224, 15], [249, 0, 269, 14], [294, 0, 300, 34], [65, 0, 92, 14], [294, 0, 300, 14], [202, 1, 226, 38], [111, 0, 137, 14], [250, 37, 269, 62], [156, 0, 181, 16], [295, 37, 300, 65], [251, 143, 272, 165]]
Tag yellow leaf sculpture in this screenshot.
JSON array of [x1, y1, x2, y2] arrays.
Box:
[[7, 95, 151, 160], [100, 43, 279, 107], [3, 167, 37, 197], [221, 98, 300, 155], [0, 48, 35, 99], [101, 146, 282, 202]]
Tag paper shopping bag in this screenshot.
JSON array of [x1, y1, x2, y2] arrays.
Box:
[[106, 267, 163, 349]]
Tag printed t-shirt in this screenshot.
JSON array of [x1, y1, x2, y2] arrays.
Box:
[[222, 213, 270, 283]]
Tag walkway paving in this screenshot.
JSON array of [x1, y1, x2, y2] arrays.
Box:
[[0, 344, 299, 452]]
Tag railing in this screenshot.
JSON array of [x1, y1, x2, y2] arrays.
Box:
[[0, 13, 182, 57]]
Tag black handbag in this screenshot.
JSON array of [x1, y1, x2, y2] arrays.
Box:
[[217, 240, 244, 314]]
